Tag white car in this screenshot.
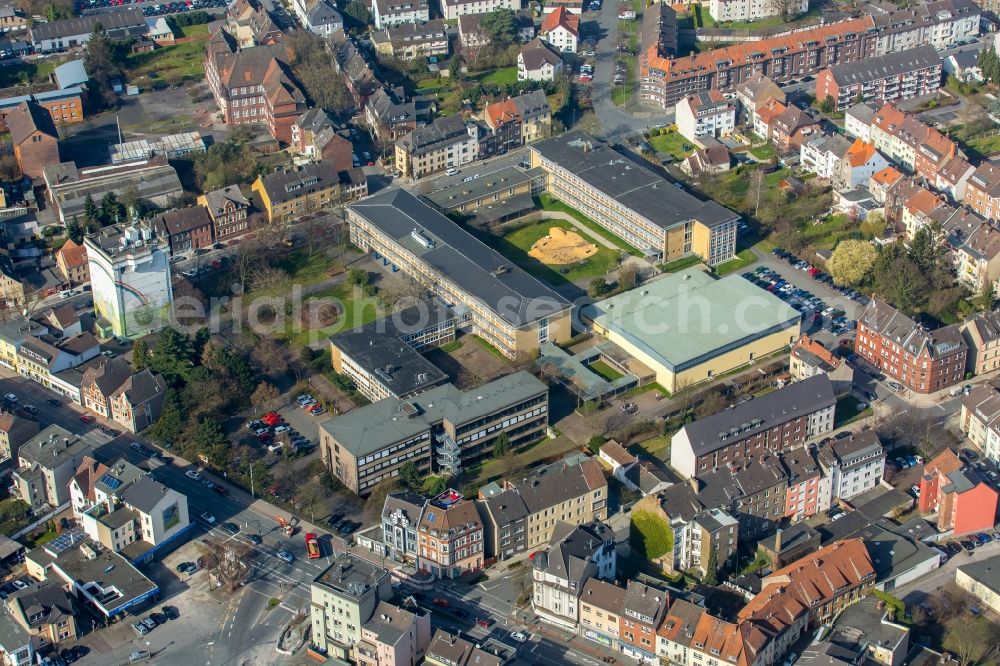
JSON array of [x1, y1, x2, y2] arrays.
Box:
[[296, 394, 313, 404], [3, 393, 16, 402], [199, 512, 216, 524], [268, 442, 284, 453], [254, 427, 270, 436], [274, 425, 290, 434], [185, 470, 202, 481], [511, 632, 529, 643]]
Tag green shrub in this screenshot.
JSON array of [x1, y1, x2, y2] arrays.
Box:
[[630, 509, 673, 560]]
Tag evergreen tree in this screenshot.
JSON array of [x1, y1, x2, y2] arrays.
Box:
[[704, 547, 719, 586], [82, 195, 99, 226], [83, 23, 122, 109], [66, 217, 84, 244], [132, 339, 151, 371], [492, 432, 511, 458], [100, 191, 125, 225]]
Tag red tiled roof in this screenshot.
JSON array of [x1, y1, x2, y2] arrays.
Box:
[[56, 239, 87, 269], [845, 139, 877, 168], [484, 98, 521, 129], [541, 6, 579, 36], [871, 166, 903, 187]]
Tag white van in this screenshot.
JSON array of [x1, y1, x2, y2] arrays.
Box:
[[446, 167, 458, 176], [58, 289, 73, 299]]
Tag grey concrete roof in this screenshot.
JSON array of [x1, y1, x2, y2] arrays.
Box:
[[677, 375, 835, 457], [17, 425, 91, 469], [121, 475, 174, 514], [347, 188, 570, 328], [622, 579, 668, 624], [30, 8, 145, 41], [0, 606, 29, 653], [817, 431, 883, 470], [827, 45, 939, 86], [582, 269, 801, 373], [313, 552, 389, 598], [580, 578, 626, 613], [41, 540, 157, 615], [530, 130, 740, 231], [328, 303, 450, 399], [957, 554, 1000, 597], [423, 166, 543, 211]]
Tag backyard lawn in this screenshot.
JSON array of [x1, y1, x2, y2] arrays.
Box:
[[834, 395, 872, 428], [474, 67, 518, 86], [497, 218, 622, 285], [659, 255, 703, 273], [126, 28, 212, 86], [611, 55, 637, 107], [648, 132, 694, 161], [0, 61, 56, 89]]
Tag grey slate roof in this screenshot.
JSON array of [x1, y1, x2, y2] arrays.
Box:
[[30, 8, 145, 41], [860, 297, 967, 359], [319, 371, 548, 458], [534, 520, 614, 585], [530, 130, 740, 231], [827, 46, 940, 86], [677, 375, 835, 457], [622, 579, 668, 625], [121, 475, 173, 514], [396, 114, 468, 155], [382, 490, 426, 524], [347, 188, 570, 328], [817, 431, 883, 470], [9, 580, 72, 630], [18, 425, 91, 469], [258, 162, 339, 206], [512, 457, 606, 514], [0, 606, 29, 653], [519, 38, 561, 70], [957, 554, 1000, 596]]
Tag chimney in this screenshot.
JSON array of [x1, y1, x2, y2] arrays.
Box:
[[774, 528, 783, 553]]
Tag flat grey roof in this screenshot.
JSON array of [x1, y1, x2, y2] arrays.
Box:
[[349, 188, 570, 328], [423, 166, 544, 210], [530, 130, 740, 231], [582, 268, 801, 372], [329, 302, 451, 398], [319, 371, 547, 458], [42, 541, 158, 615], [958, 554, 1000, 597]]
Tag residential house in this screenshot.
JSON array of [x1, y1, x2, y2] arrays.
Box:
[[623, 462, 672, 497], [618, 579, 669, 664], [966, 161, 1000, 222], [6, 580, 76, 649], [371, 0, 429, 28], [476, 456, 608, 560], [365, 87, 435, 142], [837, 139, 890, 191], [918, 448, 999, 535], [197, 185, 251, 243], [935, 156, 976, 203], [226, 0, 282, 46], [825, 596, 910, 666], [0, 606, 32, 666], [901, 186, 945, 238], [458, 14, 487, 57], [869, 166, 905, 205], [16, 332, 100, 393], [943, 50, 984, 84], [80, 357, 131, 422], [816, 431, 886, 503], [734, 72, 784, 119], [482, 90, 552, 152], [579, 579, 627, 651], [7, 101, 59, 180], [675, 90, 736, 143], [151, 206, 214, 255], [0, 412, 38, 463], [515, 9, 535, 41], [855, 297, 968, 394], [355, 600, 432, 666], [757, 523, 822, 569], [687, 614, 773, 666], [0, 252, 23, 306], [381, 491, 426, 564], [815, 46, 942, 112], [204, 30, 306, 144], [373, 20, 449, 61], [440, 0, 518, 20], [540, 6, 579, 53], [708, 0, 807, 22], [416, 490, 483, 580], [107, 369, 167, 433], [599, 440, 637, 487], [425, 629, 514, 666], [670, 374, 835, 479], [789, 334, 855, 396], [955, 222, 1000, 293], [655, 598, 704, 666], [800, 134, 853, 181], [395, 114, 479, 179], [0, 5, 28, 33], [532, 520, 616, 627], [782, 451, 827, 522], [961, 311, 1000, 377], [770, 106, 820, 154], [13, 425, 93, 510], [845, 102, 876, 142], [309, 553, 393, 660], [252, 161, 341, 224], [518, 38, 563, 82], [955, 554, 1000, 615], [294, 0, 342, 37], [682, 143, 731, 177], [54, 240, 88, 286], [329, 31, 381, 109]]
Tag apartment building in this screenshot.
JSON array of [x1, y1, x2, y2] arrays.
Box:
[[425, 629, 515, 666], [855, 297, 967, 394], [782, 450, 826, 522], [532, 520, 615, 627], [6, 581, 76, 650], [292, 0, 342, 36], [13, 426, 93, 510], [518, 38, 564, 82], [866, 105, 959, 184], [966, 162, 1000, 222], [319, 371, 549, 495], [197, 186, 251, 243], [482, 90, 553, 151], [639, 0, 977, 108], [395, 114, 479, 178], [310, 553, 393, 661], [688, 614, 774, 666], [69, 456, 144, 518], [619, 579, 670, 664], [580, 578, 627, 652], [530, 131, 739, 264], [955, 223, 1000, 293], [0, 413, 38, 464], [708, 0, 807, 23], [789, 334, 854, 396], [670, 374, 835, 479], [655, 598, 704, 666], [936, 156, 976, 202], [54, 240, 89, 286], [918, 448, 998, 535], [956, 555, 1000, 616], [440, 0, 517, 20], [80, 357, 166, 433], [371, 0, 429, 27], [355, 600, 431, 666], [7, 101, 59, 180], [416, 490, 483, 580], [329, 304, 453, 403], [365, 87, 435, 142], [347, 189, 572, 359], [961, 311, 1000, 377], [252, 162, 342, 224], [675, 90, 736, 143], [476, 456, 608, 558], [330, 32, 381, 109], [381, 491, 426, 563], [800, 134, 852, 181], [204, 31, 305, 145], [815, 46, 942, 112], [838, 139, 890, 192], [539, 6, 579, 53], [817, 431, 886, 502], [151, 206, 215, 255], [373, 20, 448, 61]]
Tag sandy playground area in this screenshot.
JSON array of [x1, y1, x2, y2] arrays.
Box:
[[528, 227, 599, 265]]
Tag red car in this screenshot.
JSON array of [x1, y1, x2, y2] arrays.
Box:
[[258, 432, 274, 442], [433, 598, 449, 608], [476, 618, 491, 628], [79, 415, 95, 423], [261, 412, 281, 427], [213, 485, 229, 496]]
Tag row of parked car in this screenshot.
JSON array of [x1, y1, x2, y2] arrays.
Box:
[[772, 247, 870, 304], [131, 606, 178, 638], [943, 532, 1000, 556]]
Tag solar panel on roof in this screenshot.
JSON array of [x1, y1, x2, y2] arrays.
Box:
[[98, 473, 122, 491], [47, 527, 86, 554]]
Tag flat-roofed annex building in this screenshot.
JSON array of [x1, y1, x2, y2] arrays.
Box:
[[582, 268, 802, 395], [319, 371, 549, 495], [529, 131, 740, 265], [347, 189, 572, 360]]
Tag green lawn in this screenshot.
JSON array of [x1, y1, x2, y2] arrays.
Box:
[[749, 142, 775, 161], [537, 194, 644, 257], [659, 255, 703, 273], [621, 382, 669, 399], [497, 218, 622, 284], [437, 339, 463, 353], [276, 281, 380, 348], [648, 132, 694, 161], [799, 214, 855, 251], [0, 61, 56, 88], [588, 360, 625, 381], [472, 335, 506, 359], [713, 248, 757, 276], [834, 394, 873, 428], [474, 67, 518, 86], [276, 250, 342, 286], [611, 55, 637, 106], [635, 435, 670, 459], [126, 30, 211, 86], [179, 23, 210, 37]]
